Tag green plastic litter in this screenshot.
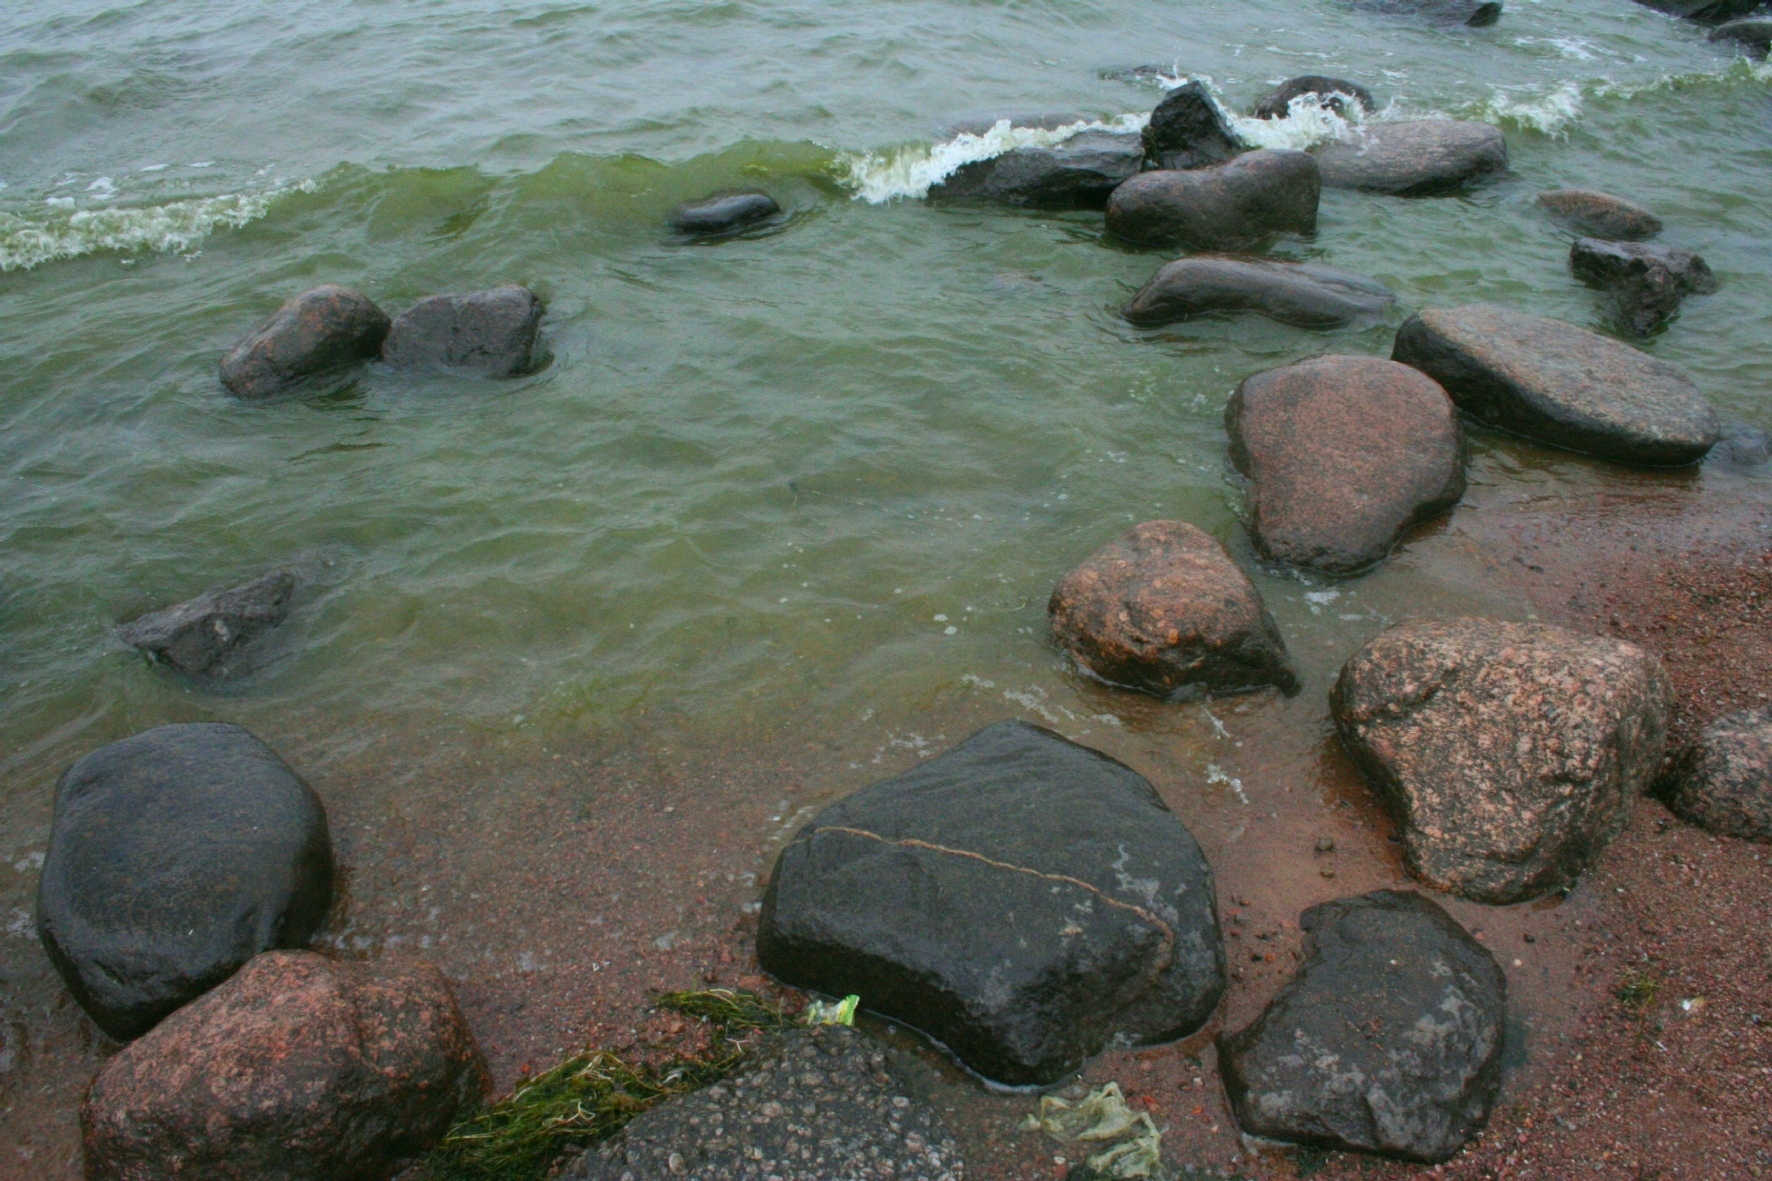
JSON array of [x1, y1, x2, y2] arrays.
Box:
[[1021, 1082, 1164, 1179], [803, 993, 860, 1026]]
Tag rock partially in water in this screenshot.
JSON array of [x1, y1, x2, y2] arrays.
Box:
[[1226, 355, 1466, 574], [1392, 303, 1719, 465], [669, 190, 781, 236], [758, 719, 1226, 1087], [1047, 519, 1299, 698], [1709, 16, 1772, 53], [1141, 81, 1243, 170], [928, 130, 1145, 209], [381, 285, 545, 377], [1352, 0, 1503, 25], [36, 723, 333, 1041], [1570, 237, 1718, 337], [1106, 150, 1319, 249], [219, 285, 391, 399], [1253, 75, 1378, 120], [1715, 420, 1772, 467], [566, 1025, 963, 1181], [1316, 121, 1508, 195], [1537, 189, 1663, 241], [1636, 0, 1766, 24], [1661, 708, 1772, 842], [81, 951, 486, 1181], [115, 570, 295, 679], [1219, 890, 1506, 1164], [1122, 256, 1394, 328], [1331, 618, 1672, 904]]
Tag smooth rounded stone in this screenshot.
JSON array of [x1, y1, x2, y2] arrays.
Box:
[[1106, 150, 1319, 249], [1571, 238, 1718, 337], [1661, 708, 1772, 841], [1710, 17, 1772, 53], [82, 951, 487, 1181], [219, 285, 391, 399], [1141, 80, 1243, 170], [1122, 257, 1394, 329], [1331, 619, 1673, 904], [1315, 120, 1508, 195], [1391, 303, 1720, 465], [669, 190, 781, 236], [381, 285, 545, 377], [758, 719, 1226, 1087], [115, 570, 294, 679], [36, 723, 333, 1040], [1715, 420, 1772, 466], [565, 1025, 963, 1181], [1537, 188, 1663, 241], [1253, 75, 1378, 120], [928, 130, 1145, 209], [1047, 520, 1299, 698], [1218, 891, 1506, 1164], [1352, 0, 1503, 24], [1225, 356, 1466, 574], [1636, 0, 1767, 24]]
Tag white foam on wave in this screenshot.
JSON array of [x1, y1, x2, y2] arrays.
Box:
[[1475, 80, 1585, 137], [839, 113, 1148, 204]]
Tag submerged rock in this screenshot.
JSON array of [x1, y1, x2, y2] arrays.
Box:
[[1635, 0, 1766, 24], [928, 130, 1145, 208], [1715, 420, 1772, 467], [1122, 256, 1394, 328], [1331, 618, 1672, 904], [758, 720, 1225, 1087], [1661, 708, 1772, 842], [1141, 81, 1243, 170], [1709, 16, 1772, 53], [219, 285, 391, 399], [1219, 891, 1506, 1163], [37, 724, 333, 1041], [82, 951, 486, 1181], [1253, 75, 1378, 120], [1226, 355, 1465, 574], [1537, 188, 1663, 241], [1392, 303, 1719, 465], [1316, 120, 1508, 195], [1570, 237, 1717, 337], [1352, 0, 1503, 25], [381, 285, 545, 376], [1048, 520, 1299, 698], [1106, 150, 1319, 249], [115, 570, 295, 678], [669, 190, 781, 236]]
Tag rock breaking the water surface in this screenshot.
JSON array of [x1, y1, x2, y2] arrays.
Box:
[[381, 284, 546, 376], [115, 569, 295, 678], [1141, 81, 1243, 170], [1122, 256, 1394, 329], [1537, 188, 1663, 241], [928, 130, 1145, 208], [219, 284, 391, 399], [1253, 75, 1378, 120], [670, 191, 782, 236], [1106, 149, 1319, 250], [1315, 120, 1507, 195], [1570, 237, 1717, 337]]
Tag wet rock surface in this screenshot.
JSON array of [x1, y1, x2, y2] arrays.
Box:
[[1315, 120, 1508, 195], [1570, 237, 1717, 337], [81, 950, 486, 1181], [1352, 0, 1504, 24], [1661, 708, 1772, 841], [219, 285, 391, 399], [566, 1025, 963, 1181], [1106, 149, 1319, 249], [1122, 256, 1394, 328], [1141, 81, 1242, 170], [670, 191, 782, 236], [1709, 16, 1772, 52], [1715, 419, 1772, 467], [1391, 303, 1719, 465], [1218, 890, 1507, 1164], [1225, 355, 1465, 574], [1635, 0, 1767, 24], [115, 570, 295, 678], [928, 130, 1144, 209], [1537, 188, 1663, 240], [1331, 618, 1673, 904], [757, 719, 1226, 1087], [1253, 75, 1378, 119], [1047, 519, 1298, 698], [36, 723, 333, 1041], [381, 285, 545, 376]]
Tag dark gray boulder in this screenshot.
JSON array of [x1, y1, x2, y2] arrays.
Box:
[[219, 285, 390, 400], [1570, 238, 1717, 337], [1352, 0, 1503, 25], [1636, 0, 1766, 24], [758, 720, 1225, 1087], [1123, 257, 1393, 328], [1537, 189, 1663, 241], [115, 571, 294, 679], [1710, 16, 1772, 52], [1392, 303, 1720, 465], [1106, 150, 1319, 250], [1218, 891, 1506, 1163], [1661, 708, 1772, 841], [1316, 121, 1508, 195], [1142, 81, 1243, 170], [36, 724, 333, 1040], [928, 130, 1145, 209], [381, 285, 545, 377], [1254, 76, 1378, 120], [1715, 420, 1772, 466], [669, 191, 781, 236]]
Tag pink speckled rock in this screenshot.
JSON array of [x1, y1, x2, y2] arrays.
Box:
[[1663, 708, 1772, 842]]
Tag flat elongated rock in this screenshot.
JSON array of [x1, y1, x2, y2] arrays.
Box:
[[929, 130, 1145, 208], [1636, 0, 1765, 24], [1219, 891, 1506, 1163], [1048, 520, 1299, 698], [116, 570, 294, 678], [1123, 257, 1394, 328], [1537, 189, 1662, 241], [1353, 0, 1503, 24], [1254, 75, 1378, 119], [1331, 619, 1672, 903], [1571, 238, 1717, 337], [1661, 708, 1772, 841], [758, 720, 1226, 1087], [1710, 17, 1772, 53], [1391, 303, 1719, 464], [1142, 81, 1242, 170], [1316, 121, 1507, 195], [220, 285, 390, 399], [381, 285, 544, 376], [1107, 150, 1319, 249], [1226, 356, 1465, 573], [37, 724, 333, 1040], [670, 190, 781, 236]]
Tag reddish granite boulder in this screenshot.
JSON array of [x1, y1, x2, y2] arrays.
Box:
[[1106, 150, 1319, 250], [1226, 355, 1465, 573], [1661, 708, 1772, 841], [82, 951, 487, 1181], [1049, 520, 1298, 698], [219, 286, 390, 399], [1537, 189, 1662, 241], [1315, 121, 1507, 196]]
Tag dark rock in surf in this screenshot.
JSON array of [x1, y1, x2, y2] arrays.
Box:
[[669, 191, 781, 237], [36, 724, 333, 1041], [1570, 237, 1717, 337], [1709, 16, 1772, 52], [1537, 189, 1663, 241], [1635, 0, 1766, 25], [381, 285, 545, 377], [1106, 150, 1319, 249], [1226, 355, 1465, 574], [116, 570, 295, 679], [1353, 0, 1504, 25], [1315, 120, 1508, 195], [928, 130, 1145, 209], [1254, 75, 1378, 120], [1122, 257, 1394, 328], [1048, 520, 1299, 698], [219, 285, 391, 400], [1660, 708, 1772, 841], [1142, 81, 1243, 170], [1715, 420, 1772, 466], [1218, 890, 1506, 1163], [1392, 304, 1719, 465], [758, 719, 1226, 1087]]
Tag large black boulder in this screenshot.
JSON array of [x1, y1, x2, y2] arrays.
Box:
[[219, 286, 390, 400], [1218, 891, 1507, 1163], [115, 570, 295, 679], [36, 724, 334, 1041], [1254, 76, 1378, 120], [1570, 238, 1717, 337], [1106, 150, 1320, 250], [381, 285, 545, 377], [757, 720, 1225, 1087], [928, 130, 1145, 208], [1142, 81, 1243, 170]]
